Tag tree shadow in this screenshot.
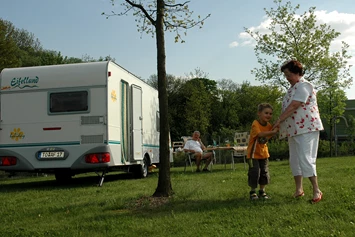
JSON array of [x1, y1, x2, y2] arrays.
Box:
[[0, 171, 139, 192]]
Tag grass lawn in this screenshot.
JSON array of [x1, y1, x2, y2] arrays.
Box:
[[0, 156, 355, 237]]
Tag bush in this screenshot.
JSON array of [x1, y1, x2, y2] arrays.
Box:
[[172, 137, 351, 166], [172, 152, 186, 167], [337, 141, 355, 156], [318, 139, 332, 158], [267, 139, 289, 160], [267, 138, 353, 158]]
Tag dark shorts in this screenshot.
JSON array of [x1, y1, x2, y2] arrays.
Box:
[[248, 158, 270, 189]]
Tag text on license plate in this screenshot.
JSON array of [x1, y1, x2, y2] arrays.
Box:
[[40, 151, 65, 158]]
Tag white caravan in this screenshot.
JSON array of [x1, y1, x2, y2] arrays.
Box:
[[0, 61, 172, 185]]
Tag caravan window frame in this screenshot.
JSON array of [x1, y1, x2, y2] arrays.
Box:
[[48, 90, 90, 115]]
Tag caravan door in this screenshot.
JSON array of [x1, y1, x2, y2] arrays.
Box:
[[131, 85, 143, 160]]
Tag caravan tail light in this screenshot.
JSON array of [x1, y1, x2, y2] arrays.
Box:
[[0, 156, 17, 166], [85, 153, 110, 164]]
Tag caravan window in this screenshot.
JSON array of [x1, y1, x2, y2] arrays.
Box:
[[49, 91, 88, 113]]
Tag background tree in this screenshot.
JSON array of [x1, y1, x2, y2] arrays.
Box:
[[345, 115, 355, 144], [206, 79, 242, 145], [0, 19, 20, 71], [185, 67, 209, 79], [10, 23, 43, 67], [317, 87, 347, 155], [245, 0, 352, 91], [146, 73, 187, 140], [103, 0, 210, 197], [183, 78, 215, 135], [1, 18, 114, 70], [235, 82, 283, 127]]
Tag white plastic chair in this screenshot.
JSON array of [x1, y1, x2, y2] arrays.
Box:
[[232, 132, 249, 170]]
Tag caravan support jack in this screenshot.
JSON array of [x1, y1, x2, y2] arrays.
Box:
[[96, 170, 108, 187]]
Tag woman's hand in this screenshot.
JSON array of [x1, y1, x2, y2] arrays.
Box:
[[272, 120, 281, 130]]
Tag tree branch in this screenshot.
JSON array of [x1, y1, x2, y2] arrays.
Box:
[[164, 14, 210, 30], [125, 0, 156, 26], [165, 1, 190, 8]]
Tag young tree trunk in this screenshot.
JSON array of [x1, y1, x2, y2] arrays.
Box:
[[153, 0, 173, 197]]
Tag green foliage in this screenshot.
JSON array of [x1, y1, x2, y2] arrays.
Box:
[[0, 19, 20, 71], [235, 81, 283, 127], [345, 115, 355, 141], [215, 81, 241, 129], [145, 72, 283, 142], [334, 141, 355, 156], [317, 89, 347, 127], [172, 151, 186, 167], [267, 137, 347, 159], [245, 0, 352, 91], [214, 127, 236, 145], [183, 78, 215, 135], [318, 139, 335, 158], [0, 18, 115, 72], [267, 139, 289, 160]]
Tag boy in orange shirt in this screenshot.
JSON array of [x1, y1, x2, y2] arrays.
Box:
[[247, 103, 278, 200]]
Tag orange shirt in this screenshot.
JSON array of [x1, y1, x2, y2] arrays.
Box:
[[247, 120, 272, 159]]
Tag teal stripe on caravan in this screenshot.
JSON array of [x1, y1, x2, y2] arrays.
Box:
[[108, 140, 121, 145], [0, 141, 80, 148], [143, 144, 159, 148]]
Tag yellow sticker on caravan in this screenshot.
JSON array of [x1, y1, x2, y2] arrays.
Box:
[[111, 90, 117, 102], [10, 128, 25, 141]]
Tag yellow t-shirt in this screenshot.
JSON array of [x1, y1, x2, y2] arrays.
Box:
[[247, 120, 272, 159]]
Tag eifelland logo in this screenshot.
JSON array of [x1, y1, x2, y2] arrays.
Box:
[[11, 76, 39, 89]]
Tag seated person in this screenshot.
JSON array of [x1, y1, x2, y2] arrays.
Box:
[[183, 131, 213, 172]]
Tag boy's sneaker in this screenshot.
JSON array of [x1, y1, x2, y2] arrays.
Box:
[[259, 190, 269, 199], [250, 191, 258, 200]]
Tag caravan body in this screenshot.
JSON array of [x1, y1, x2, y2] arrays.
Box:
[[0, 61, 172, 181]]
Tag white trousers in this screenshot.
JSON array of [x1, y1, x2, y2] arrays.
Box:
[[288, 131, 319, 177]]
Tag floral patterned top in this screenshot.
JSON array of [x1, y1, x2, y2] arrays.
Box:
[[279, 78, 324, 139]]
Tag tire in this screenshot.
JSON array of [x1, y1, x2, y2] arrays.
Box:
[[133, 156, 149, 178]]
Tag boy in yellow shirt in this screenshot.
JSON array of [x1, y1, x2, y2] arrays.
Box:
[[247, 103, 278, 200]]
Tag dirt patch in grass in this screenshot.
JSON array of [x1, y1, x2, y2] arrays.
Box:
[[133, 196, 170, 209], [112, 196, 171, 215]]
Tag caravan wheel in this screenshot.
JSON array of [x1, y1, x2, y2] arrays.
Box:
[[133, 156, 149, 178]]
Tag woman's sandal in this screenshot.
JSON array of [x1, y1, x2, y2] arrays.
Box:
[[293, 191, 305, 198], [311, 192, 323, 204]]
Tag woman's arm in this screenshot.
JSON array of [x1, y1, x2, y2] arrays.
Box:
[[257, 128, 279, 138], [273, 100, 302, 129]]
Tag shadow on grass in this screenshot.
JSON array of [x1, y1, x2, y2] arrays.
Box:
[[104, 195, 302, 220], [0, 171, 140, 192], [0, 168, 232, 192], [170, 164, 248, 174]]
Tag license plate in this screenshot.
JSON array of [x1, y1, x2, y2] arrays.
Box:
[[39, 151, 65, 158]]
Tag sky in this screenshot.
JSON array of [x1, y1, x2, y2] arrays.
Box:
[[1, 0, 355, 99]]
